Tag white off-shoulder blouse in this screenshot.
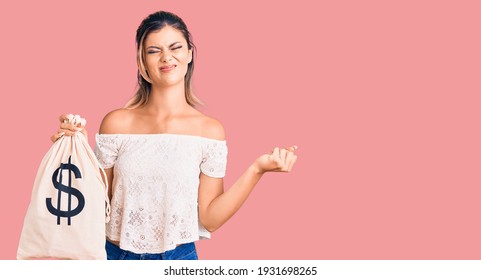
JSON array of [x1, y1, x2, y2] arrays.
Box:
[[94, 133, 227, 254]]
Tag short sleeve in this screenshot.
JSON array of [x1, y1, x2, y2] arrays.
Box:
[[94, 134, 120, 169], [200, 139, 228, 178]]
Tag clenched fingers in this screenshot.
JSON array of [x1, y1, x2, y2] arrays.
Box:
[[269, 147, 280, 160], [51, 113, 88, 143], [283, 146, 298, 172], [59, 113, 86, 126], [287, 153, 298, 171], [268, 146, 298, 172]]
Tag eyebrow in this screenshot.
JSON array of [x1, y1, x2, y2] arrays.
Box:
[[147, 42, 182, 49]]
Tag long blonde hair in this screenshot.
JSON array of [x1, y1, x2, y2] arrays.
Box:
[[125, 11, 202, 109]]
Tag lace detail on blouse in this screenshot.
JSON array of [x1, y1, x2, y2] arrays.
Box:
[[94, 133, 227, 254]]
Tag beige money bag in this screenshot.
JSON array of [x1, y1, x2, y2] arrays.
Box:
[[17, 130, 110, 260]]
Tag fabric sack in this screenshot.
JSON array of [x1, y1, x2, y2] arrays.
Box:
[[17, 132, 110, 260]]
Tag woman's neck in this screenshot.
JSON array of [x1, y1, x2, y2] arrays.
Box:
[[144, 84, 190, 115]]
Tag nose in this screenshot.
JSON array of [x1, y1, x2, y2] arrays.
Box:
[[160, 49, 173, 62]]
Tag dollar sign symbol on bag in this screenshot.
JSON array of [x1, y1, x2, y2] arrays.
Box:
[[46, 156, 85, 225]]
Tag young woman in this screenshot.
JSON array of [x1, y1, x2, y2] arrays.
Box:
[[51, 11, 298, 260]]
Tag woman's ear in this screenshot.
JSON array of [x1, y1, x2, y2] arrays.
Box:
[[188, 49, 193, 63]]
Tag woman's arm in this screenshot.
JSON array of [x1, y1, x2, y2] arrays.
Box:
[[198, 120, 298, 232], [199, 148, 297, 232], [103, 167, 114, 200], [198, 166, 256, 232]]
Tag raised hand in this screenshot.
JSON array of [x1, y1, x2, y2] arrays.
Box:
[[252, 146, 298, 174]]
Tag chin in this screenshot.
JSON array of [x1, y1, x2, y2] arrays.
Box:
[[155, 78, 184, 87]]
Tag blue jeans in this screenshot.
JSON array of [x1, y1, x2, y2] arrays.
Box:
[[105, 240, 198, 260]]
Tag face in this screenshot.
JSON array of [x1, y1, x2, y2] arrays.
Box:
[[143, 26, 193, 87]]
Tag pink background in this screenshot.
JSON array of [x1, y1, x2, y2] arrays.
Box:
[[1, 0, 480, 259]]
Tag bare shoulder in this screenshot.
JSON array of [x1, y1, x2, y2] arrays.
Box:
[[99, 108, 133, 134], [199, 114, 225, 141]]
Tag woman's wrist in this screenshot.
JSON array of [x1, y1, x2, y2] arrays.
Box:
[[249, 162, 265, 176]]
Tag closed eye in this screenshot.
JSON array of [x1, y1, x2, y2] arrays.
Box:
[[147, 46, 182, 54]]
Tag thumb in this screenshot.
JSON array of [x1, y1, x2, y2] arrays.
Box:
[[287, 145, 298, 152]]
